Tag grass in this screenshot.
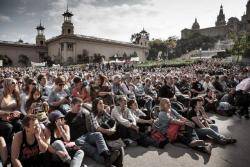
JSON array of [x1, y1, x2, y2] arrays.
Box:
[[136, 58, 196, 68]]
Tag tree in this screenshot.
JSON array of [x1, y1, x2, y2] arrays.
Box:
[[230, 35, 247, 63], [18, 54, 30, 67], [122, 52, 129, 61], [93, 53, 102, 63], [130, 52, 138, 58], [165, 36, 178, 59], [131, 33, 142, 44], [67, 57, 74, 65], [131, 30, 149, 44], [175, 33, 218, 57], [0, 54, 12, 66]]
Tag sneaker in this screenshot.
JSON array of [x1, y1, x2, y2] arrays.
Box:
[[189, 140, 205, 147], [123, 138, 136, 147], [235, 111, 242, 119], [158, 139, 169, 149], [217, 139, 228, 145], [225, 138, 237, 144], [104, 150, 120, 167], [110, 150, 120, 164]]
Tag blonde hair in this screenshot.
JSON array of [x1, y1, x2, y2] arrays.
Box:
[[159, 98, 170, 111], [2, 78, 20, 108]]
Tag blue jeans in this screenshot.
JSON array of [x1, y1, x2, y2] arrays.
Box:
[[52, 140, 84, 167], [195, 124, 224, 141], [75, 132, 109, 164]]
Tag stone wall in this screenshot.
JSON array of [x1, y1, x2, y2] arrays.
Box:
[[0, 43, 46, 66], [47, 36, 148, 64]]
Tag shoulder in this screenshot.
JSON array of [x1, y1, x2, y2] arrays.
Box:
[[13, 131, 23, 142]]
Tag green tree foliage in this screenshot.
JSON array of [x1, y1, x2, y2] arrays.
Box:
[[131, 30, 149, 44], [244, 35, 250, 58], [148, 36, 178, 60], [230, 35, 247, 56], [0, 54, 12, 66], [175, 33, 218, 57], [18, 54, 30, 67], [93, 53, 102, 63]]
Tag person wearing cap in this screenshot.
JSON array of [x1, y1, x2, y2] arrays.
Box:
[[46, 110, 84, 167], [48, 76, 71, 115]]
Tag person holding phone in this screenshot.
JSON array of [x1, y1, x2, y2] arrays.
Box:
[[46, 110, 84, 167]]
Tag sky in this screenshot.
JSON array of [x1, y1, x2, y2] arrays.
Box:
[[0, 0, 248, 43]]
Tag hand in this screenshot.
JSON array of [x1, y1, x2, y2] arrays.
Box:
[[148, 119, 154, 124], [35, 124, 42, 139], [107, 129, 116, 136], [185, 121, 195, 128], [1, 113, 11, 121], [12, 111, 21, 118], [131, 124, 139, 133], [30, 102, 37, 109], [56, 150, 68, 159], [55, 119, 63, 128]]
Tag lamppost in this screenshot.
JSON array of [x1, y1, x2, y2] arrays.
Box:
[[114, 54, 118, 63], [199, 48, 202, 59]]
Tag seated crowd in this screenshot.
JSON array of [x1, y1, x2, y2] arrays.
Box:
[[0, 59, 249, 167]]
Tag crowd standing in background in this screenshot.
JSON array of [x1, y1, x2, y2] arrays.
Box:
[[0, 59, 249, 167]]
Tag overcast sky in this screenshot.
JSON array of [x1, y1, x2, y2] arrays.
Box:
[[0, 0, 248, 43]]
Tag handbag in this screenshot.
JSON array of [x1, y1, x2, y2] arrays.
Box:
[[167, 124, 181, 143], [151, 129, 166, 143]]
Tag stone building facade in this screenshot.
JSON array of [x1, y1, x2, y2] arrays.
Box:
[[0, 8, 148, 66], [181, 5, 248, 40]]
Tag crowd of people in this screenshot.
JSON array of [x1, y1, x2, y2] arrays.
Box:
[[0, 59, 249, 167]]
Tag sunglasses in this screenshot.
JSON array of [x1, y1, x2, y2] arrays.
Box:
[[58, 83, 65, 86], [12, 82, 17, 85], [31, 83, 37, 86]]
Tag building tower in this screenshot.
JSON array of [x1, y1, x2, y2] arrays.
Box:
[[215, 5, 226, 27], [62, 5, 74, 35], [246, 0, 250, 35], [36, 20, 46, 46], [139, 28, 149, 47], [192, 18, 200, 30]]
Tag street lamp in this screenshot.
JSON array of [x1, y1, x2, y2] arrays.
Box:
[[114, 54, 118, 62], [199, 48, 202, 59]]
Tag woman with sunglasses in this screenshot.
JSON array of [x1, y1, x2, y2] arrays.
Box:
[[0, 78, 23, 154], [26, 87, 49, 123], [20, 78, 37, 114], [48, 76, 71, 115]]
